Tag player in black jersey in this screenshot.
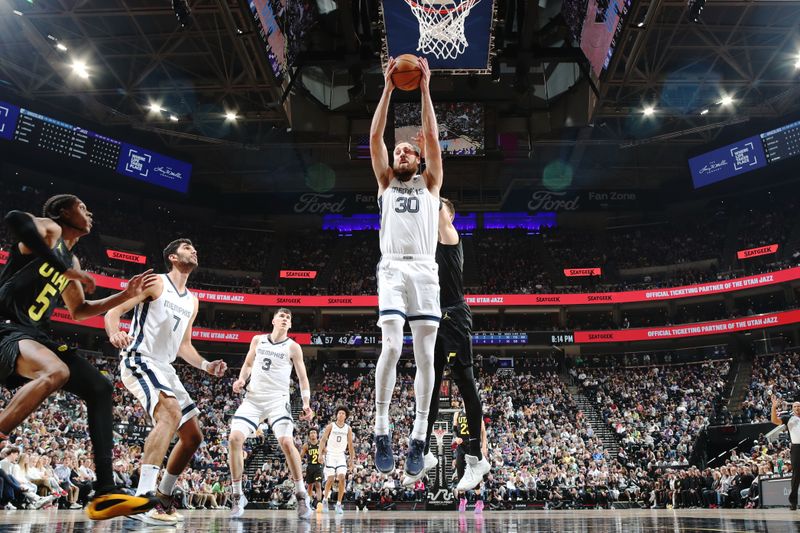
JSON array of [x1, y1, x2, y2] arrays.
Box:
[[301, 428, 324, 504], [452, 403, 487, 512], [401, 195, 491, 495], [0, 194, 159, 519]]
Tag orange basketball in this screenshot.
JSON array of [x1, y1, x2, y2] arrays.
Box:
[[391, 54, 422, 91]]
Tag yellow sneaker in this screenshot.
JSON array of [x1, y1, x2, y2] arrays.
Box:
[[85, 490, 157, 521]]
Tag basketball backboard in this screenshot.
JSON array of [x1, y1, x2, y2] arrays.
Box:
[[381, 0, 497, 74]]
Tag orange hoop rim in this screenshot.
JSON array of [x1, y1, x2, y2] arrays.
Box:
[[404, 0, 478, 16]]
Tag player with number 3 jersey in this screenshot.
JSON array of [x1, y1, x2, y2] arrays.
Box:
[[227, 308, 314, 520]]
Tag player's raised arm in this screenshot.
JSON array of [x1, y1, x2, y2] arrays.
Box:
[[370, 57, 398, 193], [104, 275, 163, 349], [5, 210, 62, 254], [61, 258, 158, 320], [418, 58, 442, 196]]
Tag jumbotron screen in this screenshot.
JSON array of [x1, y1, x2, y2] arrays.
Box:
[[688, 119, 800, 188], [394, 102, 484, 157], [247, 0, 315, 83]]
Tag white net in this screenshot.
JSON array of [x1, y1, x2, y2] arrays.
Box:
[[404, 0, 481, 60]]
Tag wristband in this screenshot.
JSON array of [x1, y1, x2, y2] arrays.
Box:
[[301, 389, 310, 402], [201, 360, 210, 372]]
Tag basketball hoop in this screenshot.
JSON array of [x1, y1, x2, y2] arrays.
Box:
[[433, 428, 447, 453], [404, 0, 481, 60]]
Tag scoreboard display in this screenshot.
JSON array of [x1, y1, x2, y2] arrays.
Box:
[[689, 118, 800, 188], [0, 100, 191, 193]]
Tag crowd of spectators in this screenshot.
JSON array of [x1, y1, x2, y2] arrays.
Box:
[[740, 351, 800, 423], [0, 346, 794, 511], [575, 358, 730, 471]]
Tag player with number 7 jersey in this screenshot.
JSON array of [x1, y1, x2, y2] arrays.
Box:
[[104, 238, 228, 526]]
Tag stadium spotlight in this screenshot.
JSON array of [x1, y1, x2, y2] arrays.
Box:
[[71, 59, 89, 79], [795, 54, 800, 69], [718, 95, 734, 106], [148, 102, 164, 113], [56, 43, 68, 52], [225, 111, 239, 121], [700, 108, 709, 115], [642, 106, 655, 117], [169, 114, 179, 122]]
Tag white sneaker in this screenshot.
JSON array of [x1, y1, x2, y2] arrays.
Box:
[[4, 502, 16, 510], [297, 495, 313, 520], [69, 502, 82, 509], [335, 502, 343, 515], [402, 452, 439, 486], [128, 508, 178, 526], [32, 495, 55, 510], [456, 455, 491, 491], [321, 499, 329, 513], [230, 494, 248, 518]]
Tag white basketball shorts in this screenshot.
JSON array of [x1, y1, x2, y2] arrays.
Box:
[[230, 393, 294, 439], [120, 352, 199, 428], [377, 255, 441, 327]]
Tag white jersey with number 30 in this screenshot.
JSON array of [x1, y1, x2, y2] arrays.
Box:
[[248, 335, 295, 397], [379, 176, 439, 257]]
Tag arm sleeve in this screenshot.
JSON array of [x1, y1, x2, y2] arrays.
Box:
[[781, 413, 791, 425], [4, 211, 69, 272]]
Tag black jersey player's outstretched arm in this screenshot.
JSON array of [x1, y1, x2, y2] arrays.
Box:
[[61, 257, 156, 321]]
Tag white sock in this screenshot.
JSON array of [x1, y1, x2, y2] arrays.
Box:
[[158, 471, 178, 496], [136, 464, 160, 496], [295, 479, 307, 497], [375, 320, 404, 435], [232, 480, 242, 496], [409, 323, 437, 441]]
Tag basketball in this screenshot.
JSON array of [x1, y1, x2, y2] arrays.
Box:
[[391, 54, 422, 91]]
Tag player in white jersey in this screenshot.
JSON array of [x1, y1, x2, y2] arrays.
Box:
[[104, 238, 228, 526], [318, 406, 355, 514], [369, 56, 444, 477], [227, 308, 314, 520]]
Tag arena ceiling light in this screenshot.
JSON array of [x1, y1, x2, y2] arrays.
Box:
[[225, 111, 239, 121], [148, 102, 164, 113], [56, 43, 68, 52], [718, 95, 734, 106], [70, 59, 89, 79], [795, 54, 800, 69], [169, 115, 179, 122], [700, 108, 709, 115], [642, 106, 656, 117]]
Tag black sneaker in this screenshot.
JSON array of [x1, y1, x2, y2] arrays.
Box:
[[374, 434, 395, 473]]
